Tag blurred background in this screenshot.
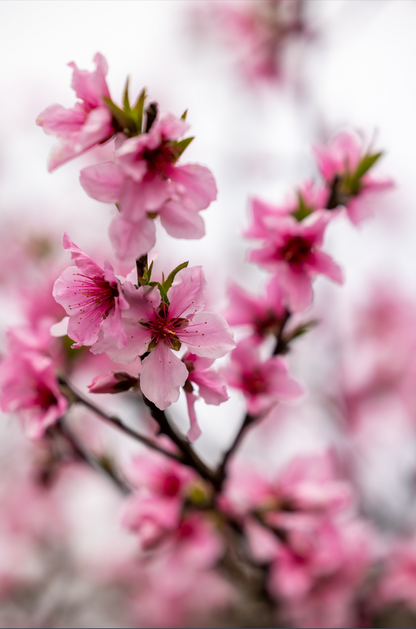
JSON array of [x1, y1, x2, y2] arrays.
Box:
[[1, 1, 416, 626]]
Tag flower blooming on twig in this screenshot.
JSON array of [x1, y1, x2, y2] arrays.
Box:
[[224, 339, 302, 415], [313, 130, 394, 224], [247, 207, 343, 312], [80, 113, 217, 261], [92, 265, 235, 410], [36, 53, 115, 172], [53, 233, 129, 349], [0, 351, 67, 439]]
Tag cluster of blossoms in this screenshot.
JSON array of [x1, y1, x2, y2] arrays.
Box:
[[2, 49, 413, 629]]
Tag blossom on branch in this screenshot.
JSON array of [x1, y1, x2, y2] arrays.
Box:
[[80, 113, 217, 260], [247, 207, 343, 312], [36, 53, 115, 171], [92, 265, 235, 410], [53, 233, 129, 349], [223, 339, 302, 416]]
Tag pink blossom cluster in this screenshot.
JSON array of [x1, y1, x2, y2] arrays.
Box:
[[0, 48, 409, 629]]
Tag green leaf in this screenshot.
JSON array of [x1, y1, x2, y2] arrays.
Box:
[[143, 260, 154, 284], [181, 109, 188, 120], [353, 151, 382, 181], [103, 97, 137, 135], [123, 77, 131, 114], [132, 88, 146, 133], [170, 137, 194, 161], [287, 319, 319, 342], [163, 261, 189, 293]]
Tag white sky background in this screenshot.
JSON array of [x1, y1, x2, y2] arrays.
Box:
[[1, 0, 416, 476]]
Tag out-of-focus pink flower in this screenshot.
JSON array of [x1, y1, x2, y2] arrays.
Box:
[[247, 208, 342, 312], [268, 518, 371, 628], [373, 536, 416, 616], [88, 371, 138, 394], [91, 266, 235, 410], [223, 280, 287, 340], [183, 352, 229, 442], [208, 0, 307, 85], [36, 53, 115, 171], [80, 113, 217, 260], [223, 339, 302, 416], [121, 452, 196, 550], [0, 351, 67, 439], [53, 233, 129, 349], [313, 130, 394, 224]]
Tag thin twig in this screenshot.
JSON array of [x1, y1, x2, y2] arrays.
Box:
[[58, 376, 182, 464], [56, 420, 131, 495]]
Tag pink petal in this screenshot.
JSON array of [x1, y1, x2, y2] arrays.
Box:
[[140, 343, 188, 410], [159, 200, 206, 239], [167, 266, 207, 319], [80, 161, 124, 203], [191, 369, 229, 405], [62, 233, 104, 276], [179, 312, 236, 358], [123, 282, 161, 321], [185, 391, 202, 442], [91, 318, 149, 363], [118, 177, 171, 222], [36, 102, 86, 137], [170, 164, 217, 211], [109, 214, 156, 261], [68, 52, 110, 108], [309, 250, 343, 284]]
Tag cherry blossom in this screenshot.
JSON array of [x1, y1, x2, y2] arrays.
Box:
[[313, 130, 394, 224], [53, 233, 129, 349], [247, 208, 343, 312], [223, 339, 302, 416], [80, 113, 217, 260], [92, 266, 235, 410], [0, 351, 67, 439], [36, 53, 115, 171]]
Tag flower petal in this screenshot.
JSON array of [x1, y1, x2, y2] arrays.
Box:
[[140, 344, 188, 410], [109, 214, 156, 261], [80, 161, 124, 203], [179, 312, 236, 358]]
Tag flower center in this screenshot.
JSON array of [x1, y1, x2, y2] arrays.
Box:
[[279, 236, 312, 266], [144, 306, 188, 351], [143, 144, 176, 180], [69, 273, 119, 320], [243, 369, 267, 395]]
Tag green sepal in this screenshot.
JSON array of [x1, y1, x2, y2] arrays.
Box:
[[345, 152, 383, 195], [103, 97, 137, 135], [170, 137, 194, 161], [147, 339, 158, 351], [157, 282, 170, 305], [292, 191, 313, 222], [170, 337, 182, 351], [286, 319, 318, 342], [143, 260, 154, 284], [163, 261, 189, 294], [123, 77, 131, 114], [181, 109, 188, 120], [132, 88, 146, 133]]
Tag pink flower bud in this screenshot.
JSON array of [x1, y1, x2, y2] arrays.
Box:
[[88, 371, 138, 394]]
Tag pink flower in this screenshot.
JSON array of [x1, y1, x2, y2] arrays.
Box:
[[223, 280, 287, 340], [247, 209, 343, 312], [36, 53, 115, 171], [53, 233, 129, 349], [183, 352, 229, 442], [313, 130, 394, 224], [80, 113, 217, 260], [223, 339, 302, 416], [122, 452, 196, 549], [92, 266, 235, 410], [0, 351, 67, 439]]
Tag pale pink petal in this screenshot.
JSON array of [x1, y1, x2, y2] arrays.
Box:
[[185, 391, 202, 442], [179, 312, 236, 358], [275, 267, 313, 313], [309, 250, 344, 284], [156, 113, 189, 142], [68, 52, 110, 108], [119, 177, 171, 222], [80, 161, 124, 203], [100, 302, 127, 349], [109, 214, 156, 261], [36, 102, 86, 137], [267, 358, 303, 400], [170, 164, 217, 211], [167, 266, 207, 319], [91, 319, 149, 363], [191, 369, 229, 405], [140, 343, 188, 410], [159, 200, 206, 239], [122, 282, 161, 322]]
